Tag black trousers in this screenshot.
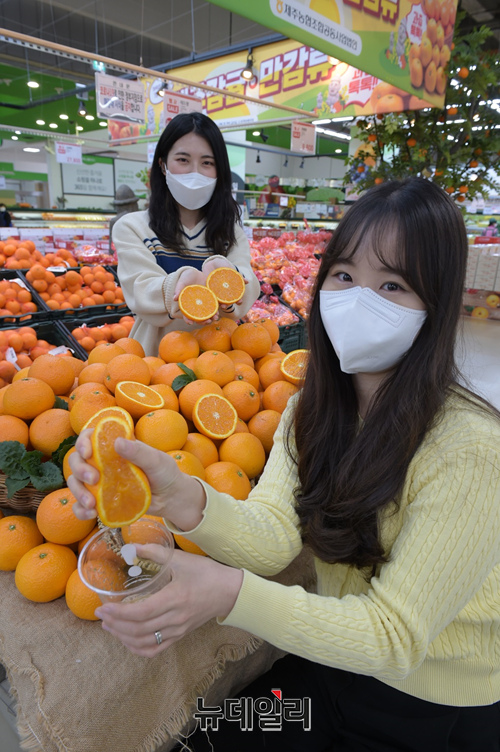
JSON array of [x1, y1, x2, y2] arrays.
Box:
[[178, 654, 500, 752]]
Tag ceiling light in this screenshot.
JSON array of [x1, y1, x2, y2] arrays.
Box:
[[335, 148, 342, 153], [59, 114, 69, 120], [11, 135, 18, 140], [36, 119, 45, 126], [252, 130, 260, 136], [241, 50, 255, 81], [99, 121, 107, 127], [78, 103, 87, 117], [85, 114, 95, 121], [14, 130, 21, 135], [23, 147, 40, 153], [76, 125, 84, 131], [256, 151, 261, 163], [312, 119, 332, 125], [49, 123, 58, 128], [27, 80, 39, 88]]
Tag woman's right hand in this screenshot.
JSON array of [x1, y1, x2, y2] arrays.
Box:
[[173, 268, 219, 325], [67, 431, 207, 530]]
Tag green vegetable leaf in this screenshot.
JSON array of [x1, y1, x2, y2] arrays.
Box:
[[177, 363, 197, 380], [53, 396, 69, 410], [29, 462, 64, 494], [5, 476, 31, 498], [20, 450, 45, 477], [172, 374, 194, 392], [51, 435, 77, 468], [0, 441, 28, 479]]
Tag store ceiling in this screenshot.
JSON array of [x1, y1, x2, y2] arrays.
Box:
[[0, 0, 498, 145]]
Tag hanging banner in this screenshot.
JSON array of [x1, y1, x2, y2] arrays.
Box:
[[206, 0, 458, 107], [291, 121, 316, 153], [55, 142, 82, 165], [95, 72, 146, 123]]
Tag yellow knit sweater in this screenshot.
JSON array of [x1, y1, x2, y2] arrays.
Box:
[[179, 389, 500, 707]]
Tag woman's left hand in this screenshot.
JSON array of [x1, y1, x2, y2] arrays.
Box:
[[94, 550, 244, 657]]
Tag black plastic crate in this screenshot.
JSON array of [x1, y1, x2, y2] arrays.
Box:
[[0, 269, 52, 328], [278, 320, 306, 353], [58, 310, 136, 352], [0, 319, 87, 360]]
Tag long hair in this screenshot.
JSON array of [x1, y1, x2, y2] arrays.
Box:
[[148, 112, 241, 254], [292, 178, 472, 571]]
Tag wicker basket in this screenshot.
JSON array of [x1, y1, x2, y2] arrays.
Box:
[[0, 474, 45, 514]]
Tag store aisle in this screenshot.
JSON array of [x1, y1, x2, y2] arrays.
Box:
[[456, 317, 500, 410]]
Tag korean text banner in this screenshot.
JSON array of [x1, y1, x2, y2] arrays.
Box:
[[207, 0, 458, 107], [169, 39, 433, 126]]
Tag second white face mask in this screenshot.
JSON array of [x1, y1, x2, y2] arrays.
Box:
[[319, 287, 427, 374], [166, 170, 217, 210]]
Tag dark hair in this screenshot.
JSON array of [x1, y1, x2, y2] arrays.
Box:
[[148, 112, 240, 254], [292, 178, 473, 571], [489, 219, 497, 225]]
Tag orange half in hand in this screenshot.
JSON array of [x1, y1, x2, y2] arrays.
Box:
[[192, 393, 238, 440], [82, 405, 135, 432], [206, 267, 245, 305], [86, 414, 151, 528], [178, 284, 219, 322], [280, 349, 309, 386], [115, 381, 165, 420]]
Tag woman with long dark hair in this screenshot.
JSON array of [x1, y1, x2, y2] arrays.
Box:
[[71, 178, 500, 751], [112, 112, 259, 355]]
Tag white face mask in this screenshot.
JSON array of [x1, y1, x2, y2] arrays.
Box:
[[319, 287, 427, 374], [165, 169, 217, 210]]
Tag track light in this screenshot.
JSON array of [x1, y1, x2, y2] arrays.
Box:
[[256, 152, 261, 163], [259, 130, 269, 143], [300, 158, 305, 168], [241, 49, 255, 81], [284, 156, 289, 167], [78, 102, 87, 117]]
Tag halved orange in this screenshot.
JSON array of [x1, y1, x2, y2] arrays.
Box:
[[115, 381, 165, 420], [206, 267, 245, 305], [192, 393, 238, 440], [82, 405, 134, 433], [86, 414, 151, 528], [178, 285, 219, 322], [280, 349, 309, 386]]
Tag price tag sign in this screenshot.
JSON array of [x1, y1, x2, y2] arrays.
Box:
[[55, 142, 83, 165]]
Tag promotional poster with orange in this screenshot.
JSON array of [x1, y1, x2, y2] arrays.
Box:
[[207, 0, 459, 107]]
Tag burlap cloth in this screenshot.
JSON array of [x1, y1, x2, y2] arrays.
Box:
[[0, 548, 316, 752]]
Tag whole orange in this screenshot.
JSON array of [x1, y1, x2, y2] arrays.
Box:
[[233, 363, 260, 390], [69, 390, 117, 434], [167, 449, 206, 479], [0, 414, 29, 447], [65, 568, 101, 620], [262, 380, 299, 414], [15, 542, 77, 602], [149, 383, 179, 412], [151, 362, 185, 388], [218, 432, 266, 480], [158, 331, 199, 363], [0, 515, 44, 571], [104, 353, 151, 393], [225, 349, 255, 368], [29, 408, 76, 456], [174, 533, 207, 556], [193, 350, 235, 387], [182, 432, 219, 468], [77, 363, 108, 386], [135, 409, 189, 452], [194, 323, 231, 353], [63, 446, 76, 481], [36, 488, 96, 544], [112, 337, 145, 357], [231, 323, 272, 360], [28, 353, 75, 395], [222, 380, 261, 422], [68, 381, 111, 410], [247, 409, 282, 454], [205, 461, 251, 500], [87, 342, 125, 365], [2, 378, 55, 421]]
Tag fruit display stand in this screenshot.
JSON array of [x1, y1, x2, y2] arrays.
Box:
[[0, 546, 315, 752], [463, 243, 500, 321]]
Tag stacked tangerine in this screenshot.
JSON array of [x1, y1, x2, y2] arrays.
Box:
[[71, 315, 135, 353], [0, 277, 37, 318], [0, 238, 78, 270], [0, 325, 81, 387], [24, 264, 124, 312]]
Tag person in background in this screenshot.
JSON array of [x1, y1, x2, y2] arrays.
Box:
[[0, 204, 13, 227], [258, 174, 285, 205], [70, 178, 500, 751], [112, 112, 260, 356], [482, 218, 498, 238]]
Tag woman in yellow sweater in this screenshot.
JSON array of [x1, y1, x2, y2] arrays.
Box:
[[70, 178, 500, 751]]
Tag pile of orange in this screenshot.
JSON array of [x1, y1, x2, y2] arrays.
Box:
[[0, 238, 78, 271], [0, 278, 38, 318], [24, 264, 124, 312], [70, 315, 135, 353]]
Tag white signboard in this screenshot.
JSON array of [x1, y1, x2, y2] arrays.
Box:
[[163, 92, 203, 123], [291, 121, 316, 154], [147, 142, 157, 165], [95, 72, 145, 123], [114, 159, 148, 198], [0, 176, 6, 189], [62, 160, 115, 196], [55, 142, 82, 165]]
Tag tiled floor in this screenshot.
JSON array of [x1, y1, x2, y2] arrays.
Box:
[[0, 316, 499, 752]]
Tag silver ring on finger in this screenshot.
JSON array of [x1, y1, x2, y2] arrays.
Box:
[[154, 630, 162, 646]]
